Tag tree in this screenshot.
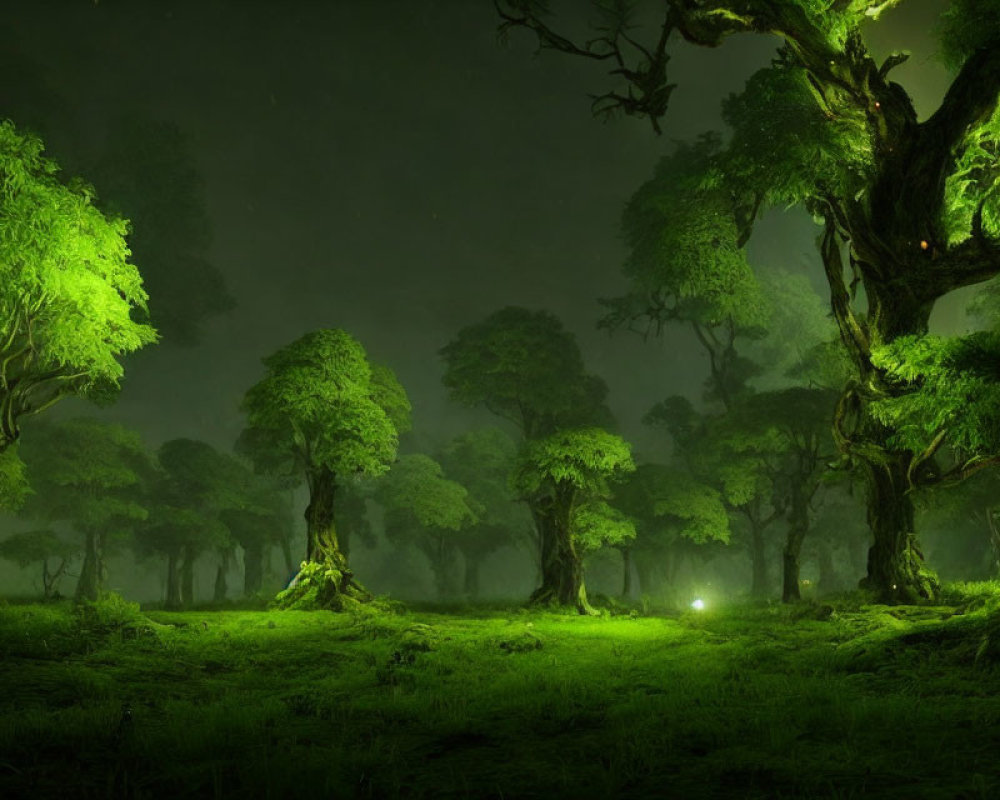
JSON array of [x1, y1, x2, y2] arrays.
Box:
[[441, 307, 613, 596], [136, 439, 246, 609], [437, 427, 532, 598], [615, 462, 730, 599], [0, 529, 77, 599], [441, 307, 611, 440], [725, 388, 839, 601], [87, 117, 234, 346], [513, 427, 635, 613], [496, 0, 1000, 602], [375, 454, 478, 598], [239, 329, 408, 610], [0, 120, 156, 454], [18, 418, 149, 602], [573, 500, 637, 598]]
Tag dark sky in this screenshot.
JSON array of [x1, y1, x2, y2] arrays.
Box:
[[2, 0, 954, 462]]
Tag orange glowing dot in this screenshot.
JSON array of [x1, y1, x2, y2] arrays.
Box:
[[874, 101, 881, 110], [920, 240, 929, 251]]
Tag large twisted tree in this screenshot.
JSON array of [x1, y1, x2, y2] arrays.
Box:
[[497, 0, 1000, 602], [239, 329, 409, 610]]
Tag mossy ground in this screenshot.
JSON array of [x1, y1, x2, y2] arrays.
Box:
[[3, 587, 1000, 799]]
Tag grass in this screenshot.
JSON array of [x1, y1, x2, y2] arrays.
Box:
[[2, 589, 1000, 798]]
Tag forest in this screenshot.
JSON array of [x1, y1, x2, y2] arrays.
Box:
[[2, 0, 1000, 797]]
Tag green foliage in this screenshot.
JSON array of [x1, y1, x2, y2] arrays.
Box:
[[0, 529, 75, 567], [616, 463, 730, 547], [0, 120, 156, 438], [718, 64, 871, 210], [240, 329, 404, 481], [376, 454, 477, 533], [651, 470, 731, 545], [72, 591, 146, 634], [744, 269, 841, 389], [88, 116, 234, 346], [370, 363, 413, 436], [441, 307, 611, 437], [573, 500, 636, 554], [942, 102, 1000, 247], [870, 332, 1000, 459], [938, 0, 1000, 67], [18, 417, 150, 534], [609, 135, 768, 334], [513, 428, 635, 497], [0, 445, 29, 510]]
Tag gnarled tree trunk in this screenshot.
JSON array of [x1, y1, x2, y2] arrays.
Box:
[[860, 455, 938, 603], [277, 466, 369, 610], [528, 488, 593, 615]]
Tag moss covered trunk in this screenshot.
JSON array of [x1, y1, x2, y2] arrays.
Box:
[[529, 487, 593, 615], [860, 456, 938, 603], [276, 466, 369, 610], [74, 528, 104, 603]]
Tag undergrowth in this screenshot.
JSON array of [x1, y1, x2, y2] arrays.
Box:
[[1, 586, 1000, 798]]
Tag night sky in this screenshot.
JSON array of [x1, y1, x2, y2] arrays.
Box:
[[1, 0, 954, 461]]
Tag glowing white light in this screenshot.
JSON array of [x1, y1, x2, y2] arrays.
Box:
[[691, 598, 705, 611]]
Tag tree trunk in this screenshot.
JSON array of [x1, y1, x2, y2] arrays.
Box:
[[750, 523, 768, 598], [75, 529, 103, 603], [278, 466, 369, 610], [42, 558, 53, 600], [634, 554, 657, 597], [782, 487, 810, 603], [986, 507, 1000, 577], [180, 543, 196, 608], [816, 538, 839, 595], [860, 456, 939, 603], [165, 550, 182, 610], [528, 488, 593, 615], [213, 550, 230, 604], [428, 535, 461, 599], [243, 541, 264, 596], [621, 547, 632, 599], [463, 552, 481, 600]]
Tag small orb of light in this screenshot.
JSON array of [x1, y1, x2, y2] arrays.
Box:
[[691, 598, 705, 611]]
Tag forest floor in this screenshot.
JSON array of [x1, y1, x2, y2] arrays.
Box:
[[2, 588, 1000, 799]]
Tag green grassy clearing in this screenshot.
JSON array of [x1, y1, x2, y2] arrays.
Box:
[[2, 588, 1000, 799]]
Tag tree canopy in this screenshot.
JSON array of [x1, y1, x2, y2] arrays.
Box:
[[0, 120, 156, 451]]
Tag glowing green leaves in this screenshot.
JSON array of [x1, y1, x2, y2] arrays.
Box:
[[513, 427, 634, 498], [441, 307, 610, 439], [240, 329, 406, 482], [0, 121, 156, 447]]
